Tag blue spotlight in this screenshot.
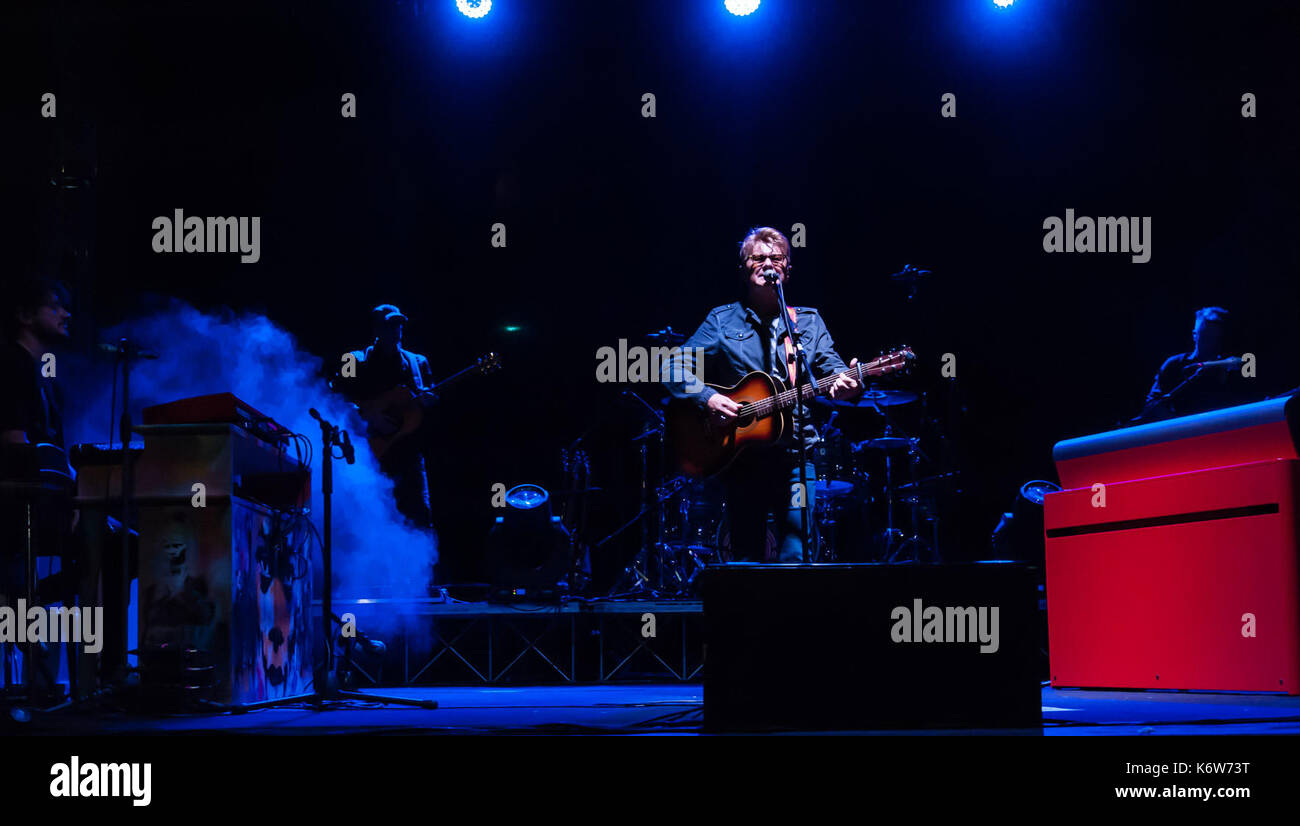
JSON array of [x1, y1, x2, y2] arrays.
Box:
[[993, 0, 1014, 7], [725, 0, 761, 17], [456, 0, 492, 19]]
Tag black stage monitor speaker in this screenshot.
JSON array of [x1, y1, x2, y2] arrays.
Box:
[[699, 563, 1040, 732]]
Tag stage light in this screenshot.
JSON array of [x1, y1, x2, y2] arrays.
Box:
[[725, 0, 761, 17], [485, 484, 573, 600], [456, 0, 492, 19], [993, 0, 1014, 7]]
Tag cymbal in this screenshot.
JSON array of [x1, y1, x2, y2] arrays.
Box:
[[897, 470, 962, 491], [643, 327, 686, 346], [814, 479, 855, 498], [854, 437, 913, 451], [813, 388, 919, 409]]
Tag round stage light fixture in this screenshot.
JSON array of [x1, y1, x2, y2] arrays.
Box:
[[485, 484, 573, 599], [725, 0, 761, 17], [456, 0, 492, 19], [504, 484, 548, 511]]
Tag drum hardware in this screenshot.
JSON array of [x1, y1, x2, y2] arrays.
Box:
[[856, 436, 914, 451], [812, 388, 919, 410], [603, 390, 725, 598], [643, 326, 687, 347], [814, 479, 855, 499], [557, 443, 598, 592], [896, 470, 962, 492], [889, 263, 933, 302], [849, 392, 946, 563], [606, 471, 725, 597]]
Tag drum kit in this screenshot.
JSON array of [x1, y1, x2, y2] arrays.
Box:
[[605, 325, 960, 598]]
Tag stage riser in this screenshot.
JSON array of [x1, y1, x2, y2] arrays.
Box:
[[316, 602, 704, 685]]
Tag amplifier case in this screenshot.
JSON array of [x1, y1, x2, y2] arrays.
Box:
[[136, 425, 313, 705]]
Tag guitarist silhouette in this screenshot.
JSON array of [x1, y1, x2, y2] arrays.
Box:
[[331, 304, 437, 528]]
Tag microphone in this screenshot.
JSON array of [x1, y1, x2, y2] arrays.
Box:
[[340, 429, 356, 465], [1191, 356, 1244, 370], [309, 408, 355, 463], [761, 267, 780, 285], [98, 341, 159, 359]]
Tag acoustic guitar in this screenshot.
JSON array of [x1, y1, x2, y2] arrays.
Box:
[[356, 352, 502, 459], [667, 348, 915, 478]]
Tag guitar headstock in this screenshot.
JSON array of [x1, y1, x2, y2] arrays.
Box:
[[865, 346, 916, 377], [475, 352, 503, 375]]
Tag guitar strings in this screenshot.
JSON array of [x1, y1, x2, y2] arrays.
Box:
[[736, 355, 904, 420]]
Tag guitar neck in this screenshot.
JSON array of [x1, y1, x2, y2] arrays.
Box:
[[432, 362, 480, 391], [743, 357, 894, 421]]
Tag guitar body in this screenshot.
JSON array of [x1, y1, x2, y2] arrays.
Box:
[[667, 372, 788, 478], [357, 385, 424, 460], [666, 348, 916, 479]]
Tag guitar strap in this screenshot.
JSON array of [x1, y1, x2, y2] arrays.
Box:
[[402, 349, 422, 388], [781, 305, 800, 386]]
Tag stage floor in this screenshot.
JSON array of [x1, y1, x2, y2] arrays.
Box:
[[8, 685, 1300, 735]]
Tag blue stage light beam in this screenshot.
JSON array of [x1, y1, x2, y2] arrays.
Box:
[[456, 0, 492, 19], [725, 0, 761, 17]]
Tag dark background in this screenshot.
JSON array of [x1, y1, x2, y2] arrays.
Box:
[[4, 0, 1297, 583]]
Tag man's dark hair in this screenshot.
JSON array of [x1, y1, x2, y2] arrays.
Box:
[[2, 273, 63, 340]]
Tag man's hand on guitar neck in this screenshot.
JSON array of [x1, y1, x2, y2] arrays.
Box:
[[827, 358, 863, 401]]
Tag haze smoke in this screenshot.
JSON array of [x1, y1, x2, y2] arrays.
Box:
[[66, 301, 437, 626]]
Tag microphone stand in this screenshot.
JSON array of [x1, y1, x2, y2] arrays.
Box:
[[237, 409, 436, 712], [769, 273, 817, 563], [114, 339, 138, 687]]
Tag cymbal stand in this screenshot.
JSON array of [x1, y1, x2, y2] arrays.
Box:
[[602, 391, 704, 597], [868, 400, 938, 564]]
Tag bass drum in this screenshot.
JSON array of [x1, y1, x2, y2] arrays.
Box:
[[660, 476, 725, 553], [714, 511, 779, 563]]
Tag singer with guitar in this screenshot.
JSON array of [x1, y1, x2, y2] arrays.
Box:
[[660, 227, 887, 563], [331, 304, 439, 528]]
